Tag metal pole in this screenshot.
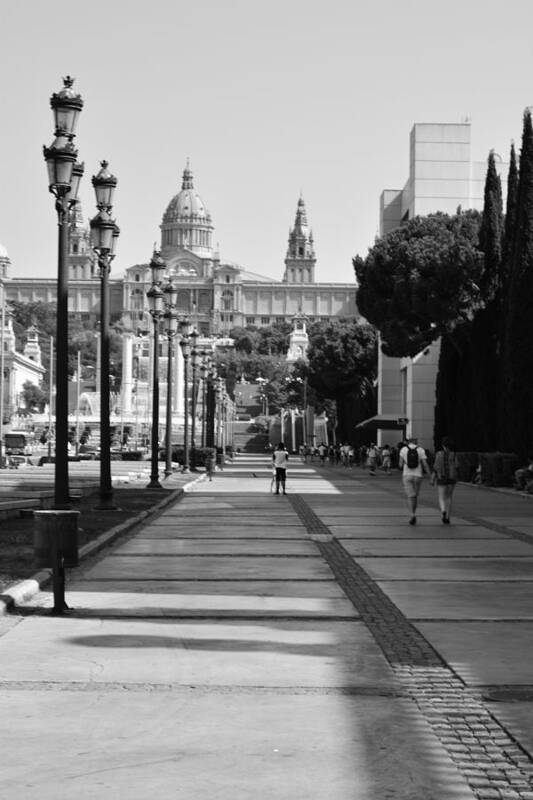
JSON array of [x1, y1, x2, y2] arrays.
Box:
[[0, 289, 4, 468], [182, 354, 190, 472], [164, 334, 174, 477], [147, 318, 162, 488], [54, 198, 70, 508], [190, 356, 197, 470], [48, 336, 53, 462], [201, 370, 207, 447], [96, 261, 115, 508], [75, 351, 81, 456]]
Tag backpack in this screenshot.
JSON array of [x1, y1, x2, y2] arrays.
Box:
[[406, 446, 419, 469]]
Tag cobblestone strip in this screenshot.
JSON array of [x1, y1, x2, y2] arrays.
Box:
[[289, 494, 533, 799]]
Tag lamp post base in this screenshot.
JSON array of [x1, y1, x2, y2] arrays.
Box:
[[181, 466, 190, 474], [147, 478, 164, 489]]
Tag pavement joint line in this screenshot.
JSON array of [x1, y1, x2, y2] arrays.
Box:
[[17, 611, 360, 622], [105, 553, 322, 558], [288, 492, 533, 796], [0, 680, 406, 696]]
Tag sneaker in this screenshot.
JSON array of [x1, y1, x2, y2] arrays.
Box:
[[409, 516, 416, 526], [443, 515, 450, 524], [442, 512, 447, 524]]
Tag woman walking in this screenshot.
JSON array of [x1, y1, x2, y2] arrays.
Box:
[[431, 436, 458, 524]]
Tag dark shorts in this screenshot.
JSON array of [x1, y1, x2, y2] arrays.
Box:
[[436, 479, 456, 486], [275, 467, 286, 481]]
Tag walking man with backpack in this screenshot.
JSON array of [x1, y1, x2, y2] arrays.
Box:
[[399, 436, 431, 525]]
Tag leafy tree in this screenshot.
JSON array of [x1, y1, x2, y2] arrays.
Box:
[[304, 320, 378, 441], [20, 381, 47, 413], [353, 211, 484, 357]]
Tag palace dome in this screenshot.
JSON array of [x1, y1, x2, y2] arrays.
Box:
[[162, 163, 211, 224]]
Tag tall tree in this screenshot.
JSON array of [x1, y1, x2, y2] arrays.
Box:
[[467, 151, 504, 450], [503, 110, 533, 457]]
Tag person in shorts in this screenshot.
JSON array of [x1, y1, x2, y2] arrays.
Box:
[[272, 441, 289, 495], [399, 436, 431, 525]]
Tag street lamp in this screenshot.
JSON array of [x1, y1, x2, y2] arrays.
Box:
[[200, 352, 211, 447], [190, 329, 199, 471], [89, 161, 118, 510], [162, 278, 178, 478], [179, 334, 191, 472], [146, 251, 166, 489], [43, 76, 84, 508]]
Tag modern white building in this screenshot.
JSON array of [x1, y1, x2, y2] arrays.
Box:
[[372, 122, 507, 449]]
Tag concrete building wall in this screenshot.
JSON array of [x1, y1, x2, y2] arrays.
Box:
[[376, 122, 508, 450]]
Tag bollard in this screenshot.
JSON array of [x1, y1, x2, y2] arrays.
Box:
[[34, 510, 80, 614]]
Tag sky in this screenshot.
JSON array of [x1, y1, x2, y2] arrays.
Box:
[[1, 0, 533, 285]]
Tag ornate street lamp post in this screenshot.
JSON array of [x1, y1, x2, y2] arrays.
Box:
[[200, 352, 211, 447], [43, 76, 84, 508], [162, 278, 178, 478], [190, 330, 199, 471], [146, 252, 166, 489], [179, 334, 191, 472], [89, 161, 119, 510]]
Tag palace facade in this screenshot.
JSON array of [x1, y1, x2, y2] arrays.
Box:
[[1, 162, 357, 334]]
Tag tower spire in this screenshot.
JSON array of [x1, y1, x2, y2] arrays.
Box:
[[182, 158, 193, 190], [283, 195, 316, 284]]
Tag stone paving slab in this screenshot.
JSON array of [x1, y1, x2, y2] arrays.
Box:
[[356, 556, 533, 581], [80, 555, 335, 581], [189, 481, 341, 495], [111, 538, 319, 556], [333, 525, 503, 539], [489, 702, 533, 758], [0, 690, 475, 800], [139, 524, 307, 538], [377, 580, 533, 620], [342, 538, 533, 557], [64, 579, 352, 598], [0, 618, 394, 688], [32, 584, 358, 618], [415, 621, 533, 685]]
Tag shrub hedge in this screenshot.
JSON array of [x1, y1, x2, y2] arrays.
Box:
[[455, 451, 519, 486]]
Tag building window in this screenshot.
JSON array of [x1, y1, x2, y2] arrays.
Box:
[[261, 317, 270, 325], [246, 316, 256, 325], [222, 289, 233, 311], [225, 275, 231, 283], [135, 274, 140, 282]]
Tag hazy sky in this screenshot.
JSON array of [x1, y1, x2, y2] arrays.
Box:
[[1, 0, 532, 284]]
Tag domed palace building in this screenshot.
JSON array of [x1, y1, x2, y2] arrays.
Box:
[[2, 162, 357, 413]]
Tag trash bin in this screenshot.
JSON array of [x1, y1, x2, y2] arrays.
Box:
[[34, 510, 80, 569]]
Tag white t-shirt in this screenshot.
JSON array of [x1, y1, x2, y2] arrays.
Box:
[[273, 449, 289, 469], [400, 445, 426, 478]]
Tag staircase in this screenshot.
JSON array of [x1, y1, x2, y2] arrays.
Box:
[[232, 421, 269, 453]]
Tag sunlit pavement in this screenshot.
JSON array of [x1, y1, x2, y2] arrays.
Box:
[[3, 455, 533, 797]]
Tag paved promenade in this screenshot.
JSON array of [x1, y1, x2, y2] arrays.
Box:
[[2, 454, 533, 799]]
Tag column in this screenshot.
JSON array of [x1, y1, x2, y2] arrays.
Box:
[[121, 331, 134, 414]]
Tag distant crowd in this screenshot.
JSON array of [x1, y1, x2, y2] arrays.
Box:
[[297, 442, 401, 473]]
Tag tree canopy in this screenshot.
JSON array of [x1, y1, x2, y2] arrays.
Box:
[[353, 211, 484, 357]]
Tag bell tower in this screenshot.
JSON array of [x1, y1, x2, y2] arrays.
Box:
[[283, 195, 316, 283]]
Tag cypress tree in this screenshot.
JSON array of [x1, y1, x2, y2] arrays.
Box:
[[469, 152, 504, 450], [503, 110, 533, 458]]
